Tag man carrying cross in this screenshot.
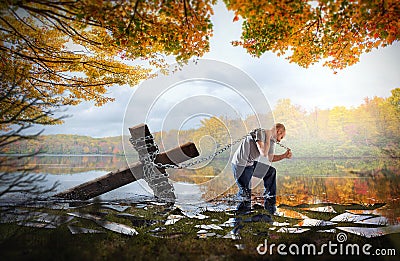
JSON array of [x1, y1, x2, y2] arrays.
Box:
[[231, 123, 292, 215]]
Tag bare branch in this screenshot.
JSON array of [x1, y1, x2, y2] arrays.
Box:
[[126, 0, 141, 32]]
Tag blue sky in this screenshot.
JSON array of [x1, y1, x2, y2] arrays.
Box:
[[37, 2, 400, 138]]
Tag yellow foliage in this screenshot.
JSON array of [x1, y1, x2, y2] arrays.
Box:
[[224, 0, 400, 70], [0, 0, 215, 128]]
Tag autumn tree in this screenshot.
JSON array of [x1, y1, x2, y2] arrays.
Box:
[[196, 116, 230, 145], [388, 88, 400, 116], [224, 0, 400, 70], [273, 99, 307, 140], [2, 0, 397, 131], [0, 0, 215, 129], [0, 0, 215, 203], [0, 86, 59, 203]]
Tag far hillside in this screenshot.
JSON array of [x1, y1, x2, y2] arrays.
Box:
[[2, 89, 399, 158], [1, 135, 127, 155]]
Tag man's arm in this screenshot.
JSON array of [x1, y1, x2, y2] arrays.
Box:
[[255, 129, 272, 157], [270, 149, 292, 162], [256, 139, 269, 157]]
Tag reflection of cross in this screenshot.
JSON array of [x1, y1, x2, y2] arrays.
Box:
[[55, 124, 199, 201]]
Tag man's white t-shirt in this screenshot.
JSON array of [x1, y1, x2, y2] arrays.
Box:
[[232, 128, 275, 167]]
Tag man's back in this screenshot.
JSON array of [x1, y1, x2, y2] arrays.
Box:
[[232, 129, 275, 167]]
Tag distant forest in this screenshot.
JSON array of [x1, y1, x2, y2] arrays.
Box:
[[1, 135, 127, 155], [2, 89, 399, 158]]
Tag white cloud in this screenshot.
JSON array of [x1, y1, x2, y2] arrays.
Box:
[[205, 2, 400, 111], [36, 2, 400, 137]]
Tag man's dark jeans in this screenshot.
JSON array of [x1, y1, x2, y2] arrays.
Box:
[[232, 163, 254, 200], [232, 161, 277, 211]]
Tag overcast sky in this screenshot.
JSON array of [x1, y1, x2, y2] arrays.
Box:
[[36, 2, 400, 138]]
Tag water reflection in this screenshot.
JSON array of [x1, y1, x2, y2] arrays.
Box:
[[0, 155, 129, 175], [170, 158, 400, 205], [1, 156, 399, 217]]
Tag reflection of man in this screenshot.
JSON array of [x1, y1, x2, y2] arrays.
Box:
[[231, 123, 292, 214]]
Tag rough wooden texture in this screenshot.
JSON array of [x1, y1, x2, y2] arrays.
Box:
[[129, 123, 175, 200], [128, 123, 157, 155], [54, 142, 199, 200], [54, 162, 142, 200]]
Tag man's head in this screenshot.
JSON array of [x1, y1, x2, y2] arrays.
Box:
[[272, 123, 286, 142]]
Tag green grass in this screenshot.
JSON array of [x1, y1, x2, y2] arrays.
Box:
[[0, 203, 399, 261]]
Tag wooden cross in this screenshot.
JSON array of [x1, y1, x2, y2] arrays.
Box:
[[55, 124, 199, 201]]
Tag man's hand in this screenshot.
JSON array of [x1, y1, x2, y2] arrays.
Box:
[[284, 149, 292, 159], [271, 149, 292, 162]]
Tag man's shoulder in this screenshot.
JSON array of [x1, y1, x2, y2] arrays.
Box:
[[251, 128, 266, 142]]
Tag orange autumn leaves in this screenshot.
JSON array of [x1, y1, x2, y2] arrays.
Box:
[[224, 0, 400, 70], [0, 0, 215, 129], [1, 0, 399, 131], [76, 0, 215, 65]]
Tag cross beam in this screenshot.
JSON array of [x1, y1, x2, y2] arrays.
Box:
[[54, 124, 199, 200]]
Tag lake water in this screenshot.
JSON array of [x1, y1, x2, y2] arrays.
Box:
[[1, 155, 399, 223]]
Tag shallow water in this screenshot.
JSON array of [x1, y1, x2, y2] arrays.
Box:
[[0, 155, 399, 221], [1, 155, 399, 261]]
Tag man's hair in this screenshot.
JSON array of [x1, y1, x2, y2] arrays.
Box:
[[274, 123, 286, 131]]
